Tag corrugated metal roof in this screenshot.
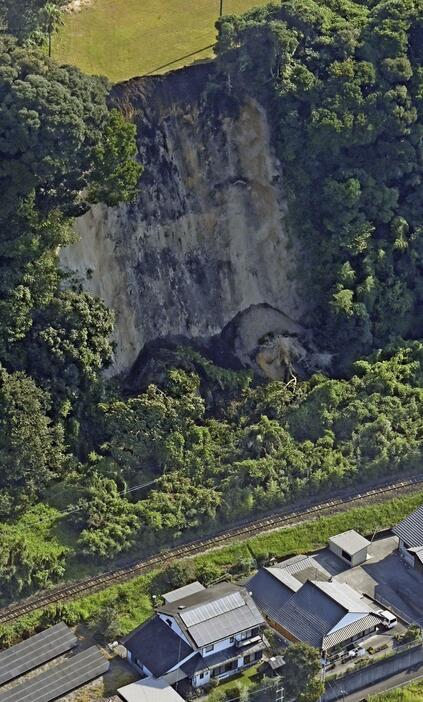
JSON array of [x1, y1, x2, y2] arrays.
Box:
[[329, 530, 370, 555], [322, 614, 380, 650], [163, 582, 205, 604], [180, 592, 245, 627], [393, 505, 423, 548], [187, 602, 264, 647]]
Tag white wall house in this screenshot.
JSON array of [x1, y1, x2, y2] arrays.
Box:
[[120, 582, 265, 690]]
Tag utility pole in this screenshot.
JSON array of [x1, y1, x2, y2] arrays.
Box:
[[220, 0, 224, 17]]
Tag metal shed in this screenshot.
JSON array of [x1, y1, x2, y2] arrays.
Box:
[[328, 530, 370, 567]]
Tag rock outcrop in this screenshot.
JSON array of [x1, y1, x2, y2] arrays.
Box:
[[60, 63, 307, 377]]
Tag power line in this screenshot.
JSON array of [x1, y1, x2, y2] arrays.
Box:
[[23, 477, 162, 526]]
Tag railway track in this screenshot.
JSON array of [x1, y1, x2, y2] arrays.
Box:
[[0, 474, 422, 626]]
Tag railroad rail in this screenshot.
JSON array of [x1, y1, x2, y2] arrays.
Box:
[[0, 474, 422, 626]]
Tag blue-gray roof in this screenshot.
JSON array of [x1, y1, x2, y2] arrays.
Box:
[[122, 616, 193, 676], [393, 505, 423, 548]]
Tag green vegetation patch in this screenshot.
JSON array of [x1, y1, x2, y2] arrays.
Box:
[[55, 0, 270, 82], [371, 680, 423, 702], [1, 490, 421, 648]]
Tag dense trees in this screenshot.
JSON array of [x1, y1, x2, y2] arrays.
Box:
[[0, 0, 63, 39], [284, 643, 324, 702], [0, 367, 66, 515], [0, 29, 141, 525], [215, 0, 423, 365], [0, 0, 422, 586]]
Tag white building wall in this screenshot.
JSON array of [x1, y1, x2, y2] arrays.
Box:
[[192, 670, 211, 688], [202, 636, 235, 657], [158, 613, 190, 645]]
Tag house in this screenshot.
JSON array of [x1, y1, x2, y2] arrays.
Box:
[[329, 530, 370, 567], [248, 555, 381, 660], [120, 581, 266, 688], [392, 504, 423, 572]]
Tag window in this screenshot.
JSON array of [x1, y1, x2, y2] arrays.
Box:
[[205, 644, 214, 653], [243, 654, 251, 665], [229, 637, 234, 643], [199, 672, 204, 680], [341, 550, 352, 562]]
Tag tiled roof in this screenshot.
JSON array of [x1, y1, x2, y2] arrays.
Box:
[[409, 546, 423, 565], [274, 554, 331, 581], [393, 505, 423, 548], [312, 581, 372, 614], [249, 570, 378, 651], [322, 614, 381, 650]]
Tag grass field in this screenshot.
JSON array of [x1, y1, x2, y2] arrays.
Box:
[[55, 0, 269, 82]]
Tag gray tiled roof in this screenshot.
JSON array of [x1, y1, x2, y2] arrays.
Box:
[[393, 505, 423, 548], [264, 567, 302, 592], [271, 554, 331, 584], [249, 571, 377, 651], [409, 546, 423, 565], [247, 568, 296, 615], [312, 581, 372, 614], [322, 614, 380, 651]]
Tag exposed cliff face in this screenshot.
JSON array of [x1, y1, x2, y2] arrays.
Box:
[[60, 64, 306, 375]]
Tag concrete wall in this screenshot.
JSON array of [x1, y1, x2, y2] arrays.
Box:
[[323, 644, 423, 702], [351, 547, 368, 567], [399, 540, 416, 567], [328, 541, 367, 567]]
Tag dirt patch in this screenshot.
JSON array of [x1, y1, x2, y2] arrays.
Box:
[[65, 0, 94, 14]]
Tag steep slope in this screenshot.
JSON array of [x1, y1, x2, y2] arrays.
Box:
[[60, 64, 306, 374]]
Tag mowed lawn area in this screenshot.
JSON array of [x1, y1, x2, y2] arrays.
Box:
[[55, 0, 269, 82]]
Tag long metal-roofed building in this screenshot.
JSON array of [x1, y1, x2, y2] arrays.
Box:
[[248, 554, 381, 660], [393, 504, 423, 571], [120, 581, 266, 689]]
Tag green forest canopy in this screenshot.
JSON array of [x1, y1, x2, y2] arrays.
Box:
[[0, 0, 422, 596]]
